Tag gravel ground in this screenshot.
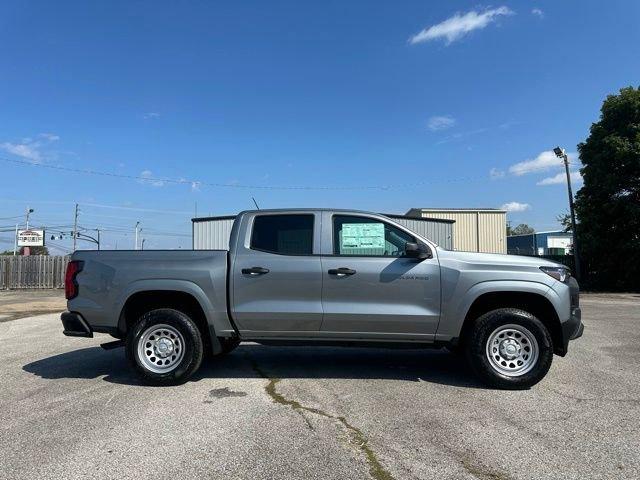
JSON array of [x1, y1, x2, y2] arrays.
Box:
[[0, 293, 638, 479], [0, 289, 65, 322]]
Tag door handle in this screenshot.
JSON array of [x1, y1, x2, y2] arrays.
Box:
[[242, 267, 270, 275], [328, 267, 356, 276]]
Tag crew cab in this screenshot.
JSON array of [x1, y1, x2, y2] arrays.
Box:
[[61, 209, 583, 388]]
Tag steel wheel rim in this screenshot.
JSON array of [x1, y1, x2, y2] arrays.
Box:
[[137, 324, 185, 374], [485, 323, 539, 377]]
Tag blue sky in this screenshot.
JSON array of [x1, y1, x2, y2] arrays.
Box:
[[1, 1, 639, 252]]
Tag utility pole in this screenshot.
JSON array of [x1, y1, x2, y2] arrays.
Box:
[[135, 222, 140, 250], [13, 223, 18, 256], [553, 147, 581, 280], [72, 203, 79, 252], [97, 229, 101, 250]]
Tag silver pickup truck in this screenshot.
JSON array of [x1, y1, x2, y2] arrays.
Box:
[[61, 209, 583, 389]]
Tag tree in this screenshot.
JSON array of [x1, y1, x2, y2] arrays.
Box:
[[575, 86, 640, 291], [0, 246, 49, 255], [507, 223, 535, 236], [556, 212, 572, 233]]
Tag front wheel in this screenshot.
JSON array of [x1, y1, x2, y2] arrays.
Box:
[[126, 308, 204, 386], [465, 308, 553, 389]]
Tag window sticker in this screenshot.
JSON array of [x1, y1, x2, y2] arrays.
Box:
[[341, 223, 385, 251]]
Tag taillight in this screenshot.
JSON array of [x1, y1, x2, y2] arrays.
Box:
[[65, 260, 84, 300]]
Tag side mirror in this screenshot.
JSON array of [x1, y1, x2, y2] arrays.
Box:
[[405, 242, 431, 260]]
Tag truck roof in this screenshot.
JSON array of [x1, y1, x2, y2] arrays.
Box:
[[192, 209, 455, 224]]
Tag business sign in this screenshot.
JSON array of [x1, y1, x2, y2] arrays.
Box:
[[17, 229, 45, 247]]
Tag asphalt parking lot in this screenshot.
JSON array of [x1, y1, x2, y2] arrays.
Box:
[[1, 293, 639, 480]]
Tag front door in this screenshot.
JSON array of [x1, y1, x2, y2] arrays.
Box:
[[231, 213, 323, 334], [320, 214, 441, 338]]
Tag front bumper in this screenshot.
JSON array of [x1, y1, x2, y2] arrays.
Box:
[[61, 311, 93, 338], [562, 306, 583, 344], [557, 275, 583, 355], [555, 308, 583, 356]]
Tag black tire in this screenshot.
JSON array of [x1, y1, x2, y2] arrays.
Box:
[[126, 308, 204, 386], [465, 308, 553, 390]]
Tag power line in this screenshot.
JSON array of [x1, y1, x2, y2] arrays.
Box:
[[47, 240, 73, 253], [1, 155, 487, 191], [0, 198, 192, 215]]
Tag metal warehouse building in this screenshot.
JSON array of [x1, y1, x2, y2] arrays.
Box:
[[192, 213, 454, 250], [507, 230, 573, 257], [406, 207, 507, 254]]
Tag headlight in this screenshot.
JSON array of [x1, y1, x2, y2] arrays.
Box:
[[540, 266, 571, 283]]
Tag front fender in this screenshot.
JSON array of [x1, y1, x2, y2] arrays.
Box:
[[436, 280, 553, 340]]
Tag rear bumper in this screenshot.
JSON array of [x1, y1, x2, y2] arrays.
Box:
[[61, 311, 93, 338]]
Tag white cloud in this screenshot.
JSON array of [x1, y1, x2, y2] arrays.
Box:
[[138, 170, 165, 187], [537, 170, 583, 186], [0, 132, 60, 163], [427, 115, 456, 131], [531, 8, 544, 18], [509, 150, 578, 176], [490, 167, 506, 180], [143, 112, 160, 119], [1, 142, 42, 162], [435, 127, 488, 145], [409, 7, 514, 45], [501, 201, 531, 212], [179, 177, 201, 192], [39, 133, 60, 141]]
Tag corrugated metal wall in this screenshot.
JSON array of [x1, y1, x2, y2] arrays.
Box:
[[386, 216, 453, 250], [193, 217, 235, 249], [193, 215, 454, 250], [478, 211, 506, 254], [408, 209, 506, 253]]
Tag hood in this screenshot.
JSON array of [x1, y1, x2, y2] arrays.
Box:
[[436, 248, 564, 269]]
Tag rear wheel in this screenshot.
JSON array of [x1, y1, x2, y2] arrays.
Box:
[[126, 308, 204, 385], [465, 308, 553, 389]]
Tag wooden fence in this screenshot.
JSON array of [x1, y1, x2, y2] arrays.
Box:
[[0, 255, 70, 289]]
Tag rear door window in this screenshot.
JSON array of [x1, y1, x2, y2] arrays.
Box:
[[251, 214, 314, 255]]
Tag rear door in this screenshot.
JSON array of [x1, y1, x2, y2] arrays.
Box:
[[320, 213, 441, 338], [231, 212, 323, 334]]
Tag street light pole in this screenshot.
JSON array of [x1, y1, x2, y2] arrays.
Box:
[[135, 222, 140, 250], [13, 223, 18, 256], [23, 208, 34, 256], [72, 203, 79, 252], [25, 207, 33, 229], [554, 147, 581, 281]]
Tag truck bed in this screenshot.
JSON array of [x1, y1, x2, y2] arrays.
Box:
[[68, 250, 233, 336]]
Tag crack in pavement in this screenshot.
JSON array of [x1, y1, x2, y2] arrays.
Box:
[[248, 357, 395, 480]]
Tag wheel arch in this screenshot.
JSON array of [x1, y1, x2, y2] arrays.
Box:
[[117, 280, 223, 355], [458, 289, 563, 356]]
